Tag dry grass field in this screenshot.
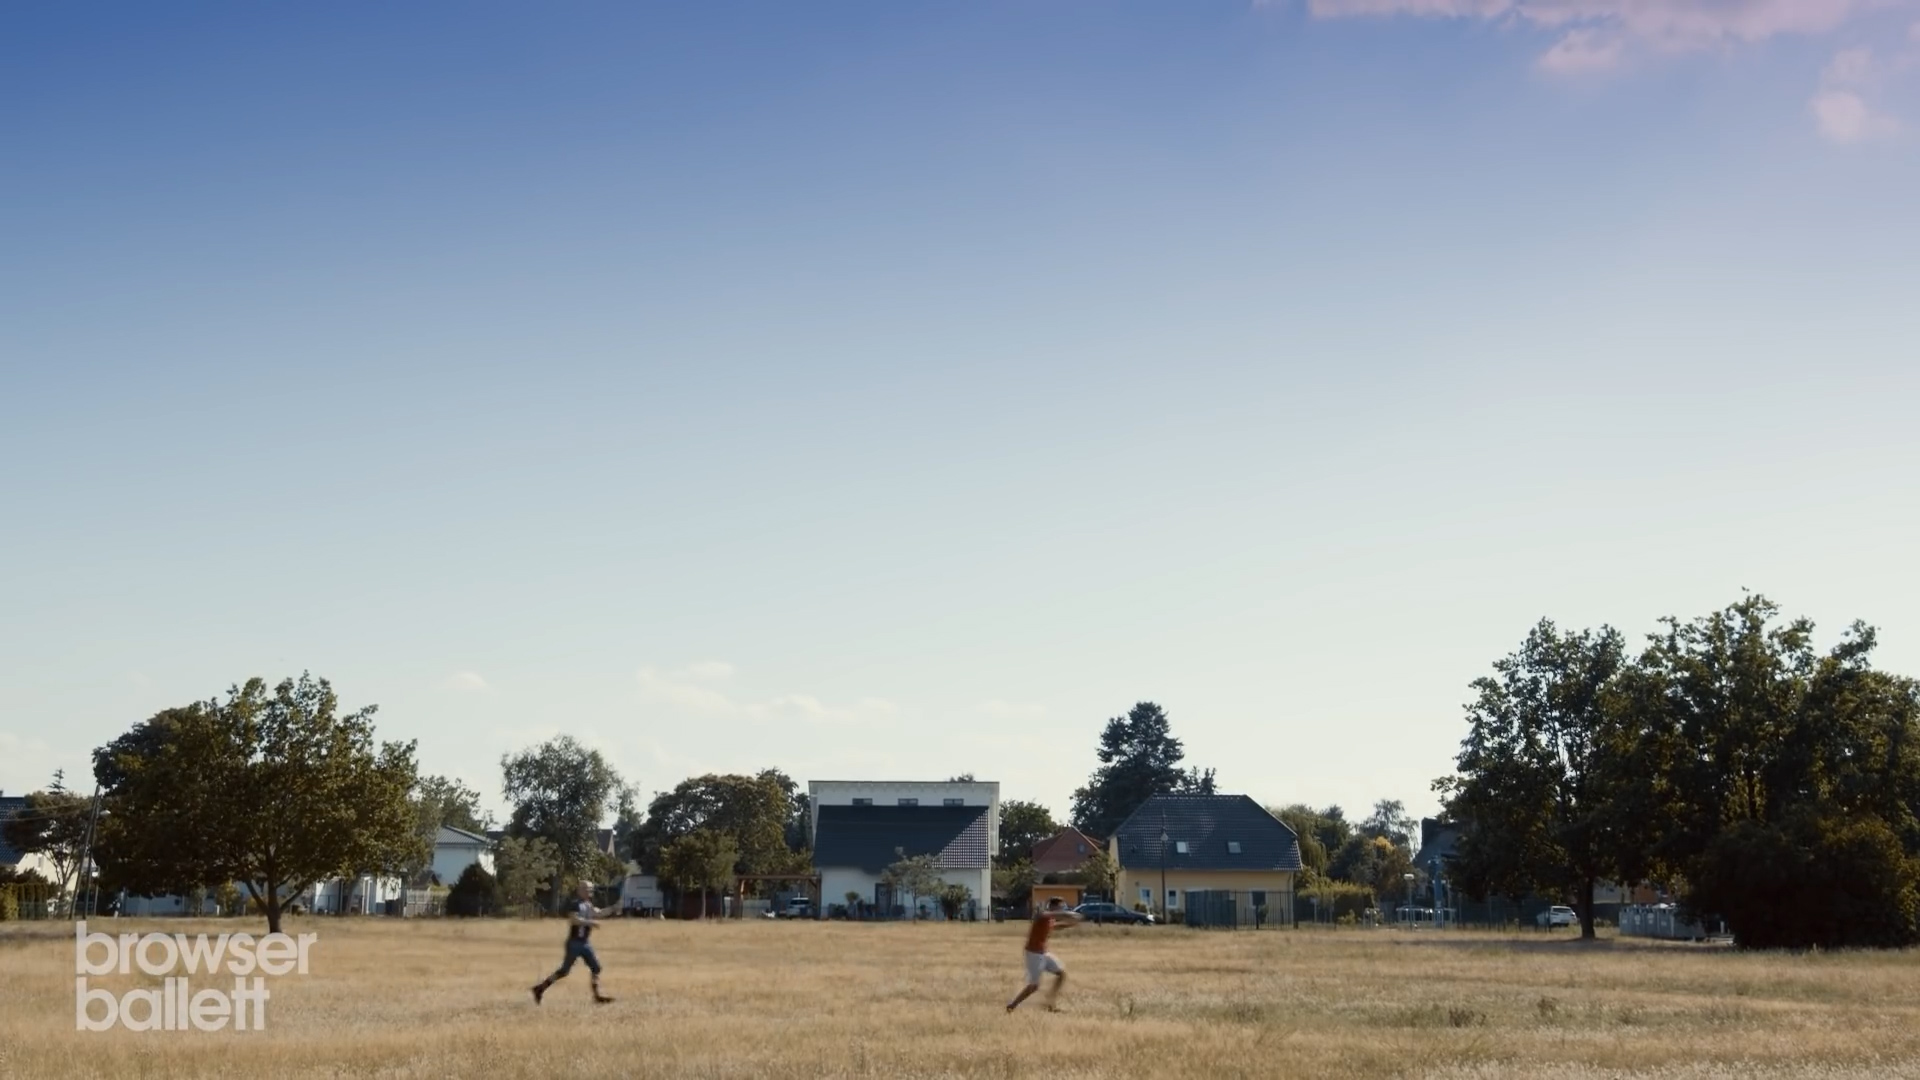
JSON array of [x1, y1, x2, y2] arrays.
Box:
[[4, 917, 1919, 1079]]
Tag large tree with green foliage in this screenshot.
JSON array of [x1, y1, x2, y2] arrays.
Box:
[[1620, 596, 1920, 947], [631, 770, 808, 881], [997, 800, 1057, 867], [1438, 620, 1631, 939], [500, 736, 631, 911], [91, 674, 421, 933], [1069, 702, 1215, 840]]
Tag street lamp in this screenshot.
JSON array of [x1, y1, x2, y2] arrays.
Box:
[[1403, 872, 1416, 927], [1159, 814, 1170, 925]]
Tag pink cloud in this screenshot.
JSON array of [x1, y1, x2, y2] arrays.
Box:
[[1810, 87, 1901, 142], [1303, 0, 1880, 65], [1536, 27, 1625, 72]]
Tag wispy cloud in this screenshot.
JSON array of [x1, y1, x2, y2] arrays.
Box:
[[443, 671, 495, 694], [1811, 46, 1904, 143], [1302, 0, 1874, 57], [635, 664, 897, 726]]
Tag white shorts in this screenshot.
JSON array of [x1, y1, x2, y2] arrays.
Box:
[[1023, 950, 1063, 986]]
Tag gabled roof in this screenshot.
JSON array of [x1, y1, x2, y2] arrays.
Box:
[[0, 796, 26, 865], [1031, 827, 1103, 874], [435, 825, 492, 846], [813, 804, 991, 873], [1112, 794, 1302, 873]]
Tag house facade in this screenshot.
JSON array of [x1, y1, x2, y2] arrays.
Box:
[[431, 825, 495, 886], [1110, 794, 1301, 921], [809, 779, 998, 919]]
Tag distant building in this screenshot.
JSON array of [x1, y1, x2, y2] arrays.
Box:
[[1110, 794, 1301, 921], [1030, 827, 1102, 876], [431, 825, 495, 886], [809, 780, 998, 919]]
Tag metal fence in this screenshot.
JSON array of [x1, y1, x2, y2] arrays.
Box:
[[1182, 889, 1296, 929]]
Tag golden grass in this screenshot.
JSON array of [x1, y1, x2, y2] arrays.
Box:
[[3, 917, 1919, 1078]]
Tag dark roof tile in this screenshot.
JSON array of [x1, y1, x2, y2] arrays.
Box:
[[814, 805, 990, 873], [1112, 794, 1302, 872]]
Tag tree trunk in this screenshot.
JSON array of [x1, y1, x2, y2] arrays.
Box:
[[1579, 874, 1597, 940], [265, 886, 283, 935]]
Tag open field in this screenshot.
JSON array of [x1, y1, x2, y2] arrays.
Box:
[[4, 918, 1919, 1079]]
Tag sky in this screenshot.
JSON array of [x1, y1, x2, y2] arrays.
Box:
[[3, 1, 1918, 828]]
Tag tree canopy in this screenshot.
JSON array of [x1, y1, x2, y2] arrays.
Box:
[[500, 736, 631, 908], [997, 800, 1057, 867], [91, 674, 420, 933], [1438, 596, 1920, 949], [631, 770, 808, 880], [1069, 702, 1215, 840]]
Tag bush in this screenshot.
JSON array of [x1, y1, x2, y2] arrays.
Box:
[[0, 888, 18, 921], [1692, 809, 1920, 950], [447, 863, 502, 917]]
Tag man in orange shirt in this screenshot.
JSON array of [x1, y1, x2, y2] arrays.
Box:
[[1007, 897, 1084, 1012]]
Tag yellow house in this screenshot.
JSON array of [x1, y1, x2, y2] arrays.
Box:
[[1110, 794, 1301, 925]]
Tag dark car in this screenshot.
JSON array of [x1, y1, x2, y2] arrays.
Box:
[[1073, 902, 1154, 925]]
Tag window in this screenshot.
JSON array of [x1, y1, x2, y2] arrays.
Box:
[[1140, 887, 1152, 905], [1167, 889, 1180, 909], [1174, 840, 1189, 854], [851, 798, 873, 806], [1251, 891, 1266, 908], [943, 798, 964, 806], [898, 797, 918, 806], [1075, 843, 1087, 855], [1227, 841, 1242, 854]]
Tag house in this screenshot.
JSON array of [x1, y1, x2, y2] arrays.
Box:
[[1110, 794, 1301, 922], [809, 779, 998, 919], [1031, 827, 1102, 876], [0, 794, 29, 868], [431, 825, 495, 886]]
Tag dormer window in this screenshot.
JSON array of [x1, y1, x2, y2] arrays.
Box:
[[1227, 841, 1242, 854], [1175, 841, 1189, 854]]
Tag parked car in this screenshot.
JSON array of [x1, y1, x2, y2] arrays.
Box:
[[1073, 902, 1155, 925], [1537, 905, 1576, 928]]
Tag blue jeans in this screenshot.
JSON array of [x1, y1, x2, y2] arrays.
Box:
[[555, 938, 601, 978]]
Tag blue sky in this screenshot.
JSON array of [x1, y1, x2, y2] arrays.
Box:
[[4, 1, 1917, 826]]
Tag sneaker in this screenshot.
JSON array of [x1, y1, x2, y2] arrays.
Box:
[[594, 994, 614, 1005], [531, 984, 546, 1005]]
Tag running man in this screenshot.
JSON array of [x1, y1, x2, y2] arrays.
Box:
[[1007, 897, 1084, 1012], [531, 880, 614, 1005]]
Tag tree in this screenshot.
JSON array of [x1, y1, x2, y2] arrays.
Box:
[[1618, 596, 1920, 943], [1439, 620, 1630, 940], [1, 780, 92, 907], [659, 829, 738, 918], [1270, 805, 1334, 881], [631, 770, 809, 883], [90, 674, 421, 934], [1690, 808, 1918, 949], [493, 835, 559, 913], [880, 853, 945, 918], [501, 736, 631, 911], [1361, 799, 1419, 854], [993, 859, 1037, 909], [997, 800, 1057, 867], [1079, 848, 1118, 900], [409, 774, 489, 885], [446, 862, 502, 917], [1069, 702, 1216, 840], [938, 883, 973, 921]]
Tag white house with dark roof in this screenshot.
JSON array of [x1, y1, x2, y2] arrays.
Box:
[[809, 780, 997, 919]]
